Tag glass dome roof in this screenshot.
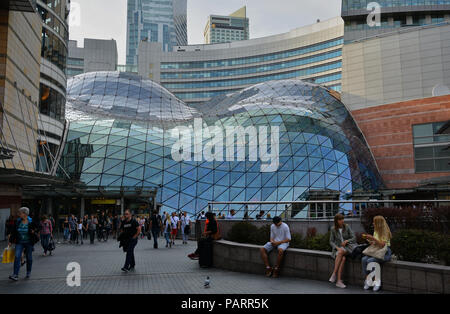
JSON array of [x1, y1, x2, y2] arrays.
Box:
[[61, 72, 383, 217]]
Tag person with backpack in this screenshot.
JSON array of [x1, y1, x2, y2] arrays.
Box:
[[118, 209, 141, 272], [150, 210, 162, 249], [163, 213, 172, 248], [180, 211, 191, 244], [39, 215, 53, 256], [8, 207, 39, 281]]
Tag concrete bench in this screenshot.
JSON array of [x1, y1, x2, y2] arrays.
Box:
[[212, 240, 450, 294]]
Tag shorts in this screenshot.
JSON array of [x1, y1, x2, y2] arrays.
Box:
[[171, 229, 178, 236], [263, 242, 289, 253]]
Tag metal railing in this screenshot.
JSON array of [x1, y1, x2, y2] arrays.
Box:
[[196, 200, 450, 220]]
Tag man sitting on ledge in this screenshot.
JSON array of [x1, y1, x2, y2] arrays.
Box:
[[260, 216, 291, 278]]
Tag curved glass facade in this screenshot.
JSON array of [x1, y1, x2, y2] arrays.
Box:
[[161, 39, 344, 70], [61, 72, 382, 217]]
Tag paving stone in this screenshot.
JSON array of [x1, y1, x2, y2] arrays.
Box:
[[0, 239, 383, 294]]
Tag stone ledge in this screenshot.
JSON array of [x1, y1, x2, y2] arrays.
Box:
[[212, 240, 450, 294]]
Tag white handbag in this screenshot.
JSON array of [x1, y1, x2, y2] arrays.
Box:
[[362, 243, 387, 260]]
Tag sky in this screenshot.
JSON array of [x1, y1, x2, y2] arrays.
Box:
[[69, 0, 342, 64]]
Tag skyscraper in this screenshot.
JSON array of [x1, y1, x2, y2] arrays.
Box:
[[204, 6, 249, 44], [126, 0, 187, 66]]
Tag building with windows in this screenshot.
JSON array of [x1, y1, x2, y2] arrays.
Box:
[[341, 2, 450, 198], [204, 6, 249, 44], [126, 0, 187, 66], [67, 39, 118, 78], [53, 72, 382, 217], [36, 0, 70, 175], [342, 0, 450, 43], [0, 0, 67, 223], [138, 17, 344, 106]]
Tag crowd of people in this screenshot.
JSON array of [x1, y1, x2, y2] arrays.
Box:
[[5, 206, 393, 291]]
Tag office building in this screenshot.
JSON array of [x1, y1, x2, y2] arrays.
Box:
[[126, 0, 187, 66], [67, 39, 118, 78], [0, 0, 66, 224], [341, 1, 450, 198], [204, 6, 249, 44], [139, 17, 344, 105], [342, 0, 450, 42]]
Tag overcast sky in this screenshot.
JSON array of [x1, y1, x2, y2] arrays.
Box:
[[69, 0, 342, 64]]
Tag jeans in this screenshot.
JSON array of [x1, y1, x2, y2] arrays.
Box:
[[63, 228, 70, 241], [362, 246, 392, 275], [40, 234, 51, 253], [78, 230, 83, 244], [181, 226, 189, 242], [164, 232, 171, 245], [151, 229, 159, 248], [13, 242, 33, 276], [124, 238, 138, 269]]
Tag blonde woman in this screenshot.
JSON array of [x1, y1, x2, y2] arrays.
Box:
[[361, 215, 392, 291]]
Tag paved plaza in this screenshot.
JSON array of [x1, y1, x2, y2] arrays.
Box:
[[0, 238, 386, 294]]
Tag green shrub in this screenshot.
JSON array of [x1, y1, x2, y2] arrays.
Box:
[[391, 229, 442, 263], [251, 224, 271, 245], [302, 232, 331, 251], [227, 222, 259, 243], [289, 233, 304, 249], [437, 233, 450, 266]]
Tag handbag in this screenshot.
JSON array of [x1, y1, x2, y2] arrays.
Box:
[[362, 243, 388, 260], [48, 237, 56, 251], [2, 245, 15, 264]]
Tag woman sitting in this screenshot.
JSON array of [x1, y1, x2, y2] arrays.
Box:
[[329, 213, 357, 288], [361, 215, 392, 292]]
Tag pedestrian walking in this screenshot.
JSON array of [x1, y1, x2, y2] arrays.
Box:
[[150, 210, 162, 249], [163, 213, 172, 248], [8, 207, 39, 281], [170, 212, 180, 245], [77, 219, 84, 245], [63, 217, 70, 243], [39, 215, 53, 256], [87, 214, 97, 244], [180, 211, 191, 244], [118, 210, 140, 272]]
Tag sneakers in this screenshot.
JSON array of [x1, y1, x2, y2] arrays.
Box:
[[336, 280, 346, 289], [373, 284, 381, 292], [129, 267, 135, 272], [121, 267, 129, 273], [272, 267, 280, 278], [265, 267, 273, 277], [9, 275, 18, 281], [329, 273, 336, 283], [25, 273, 31, 279], [188, 253, 199, 260]]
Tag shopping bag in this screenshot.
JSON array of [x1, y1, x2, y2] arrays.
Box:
[[2, 246, 15, 264]]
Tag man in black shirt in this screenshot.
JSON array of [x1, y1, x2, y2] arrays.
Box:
[[149, 210, 162, 249], [118, 210, 141, 272]]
